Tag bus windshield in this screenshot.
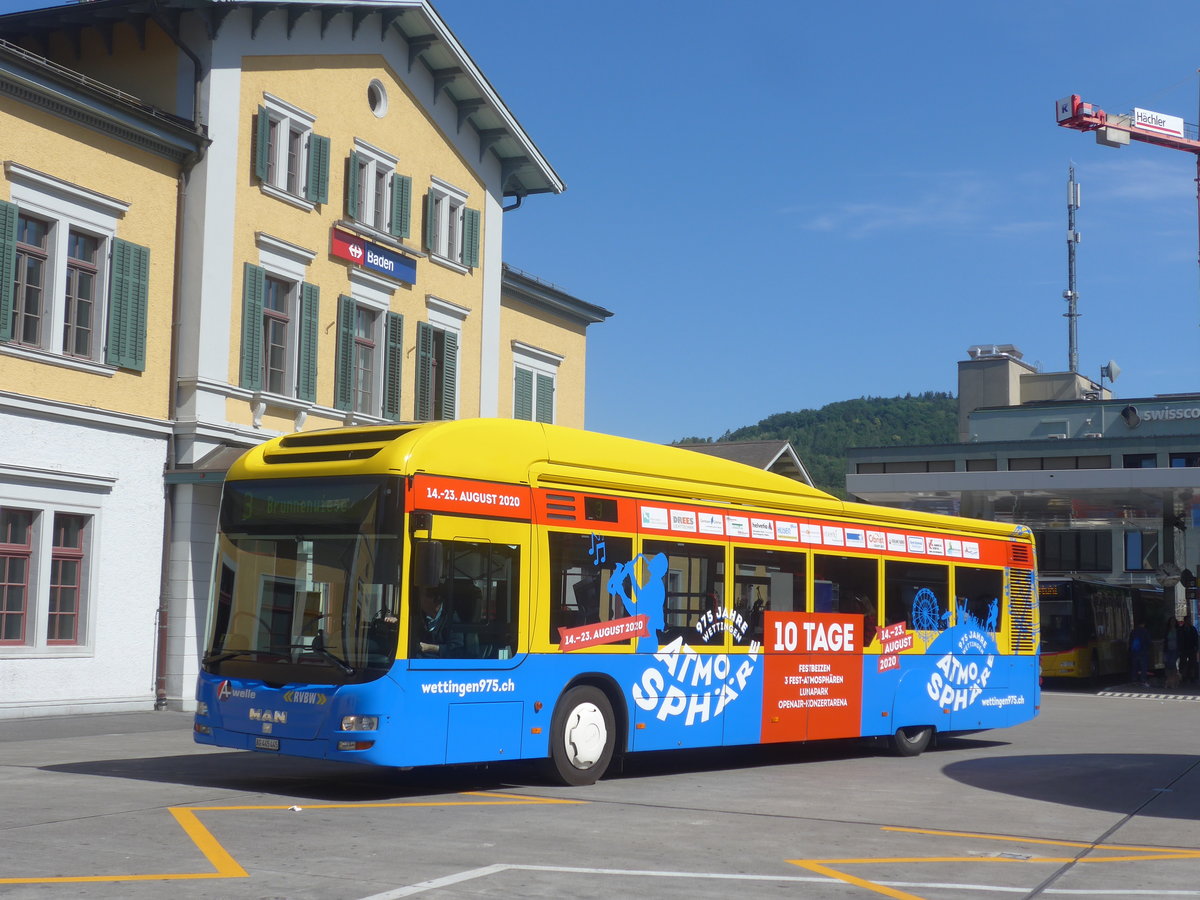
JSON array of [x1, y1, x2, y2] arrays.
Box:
[[203, 476, 403, 682]]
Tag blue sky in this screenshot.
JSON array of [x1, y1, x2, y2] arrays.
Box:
[[5, 1, 1200, 444]]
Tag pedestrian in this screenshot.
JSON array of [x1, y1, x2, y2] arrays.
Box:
[[1163, 616, 1180, 689], [1129, 619, 1151, 687], [1178, 615, 1199, 685]]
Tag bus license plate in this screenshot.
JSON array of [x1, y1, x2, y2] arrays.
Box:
[[254, 737, 279, 751]]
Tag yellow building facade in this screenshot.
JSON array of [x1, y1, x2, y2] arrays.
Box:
[[0, 1, 610, 715], [0, 39, 204, 715]]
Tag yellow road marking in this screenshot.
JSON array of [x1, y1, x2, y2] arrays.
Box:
[[0, 793, 577, 886], [790, 861, 928, 900], [788, 825, 1200, 900]]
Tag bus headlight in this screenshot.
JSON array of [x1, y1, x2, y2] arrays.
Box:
[[196, 702, 209, 716], [340, 715, 378, 731]]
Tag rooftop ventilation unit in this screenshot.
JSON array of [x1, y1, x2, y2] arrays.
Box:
[[967, 344, 1023, 360]]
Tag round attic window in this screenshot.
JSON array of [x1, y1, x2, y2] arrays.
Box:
[[368, 80, 388, 117]]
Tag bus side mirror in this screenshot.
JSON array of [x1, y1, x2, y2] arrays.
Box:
[[414, 540, 443, 588]]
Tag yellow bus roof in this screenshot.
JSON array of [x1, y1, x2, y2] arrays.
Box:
[[229, 419, 1025, 541]]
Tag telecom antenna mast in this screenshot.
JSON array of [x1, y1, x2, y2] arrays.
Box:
[[1065, 166, 1081, 373]]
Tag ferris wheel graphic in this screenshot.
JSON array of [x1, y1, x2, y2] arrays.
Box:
[[911, 588, 942, 632]]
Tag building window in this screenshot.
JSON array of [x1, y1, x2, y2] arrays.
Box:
[[63, 230, 100, 358], [1034, 530, 1112, 573], [965, 458, 998, 472], [1170, 453, 1200, 468], [239, 262, 318, 401], [0, 506, 91, 650], [334, 294, 404, 420], [415, 320, 458, 420], [48, 513, 87, 644], [1, 173, 148, 371], [1009, 455, 1110, 471], [253, 95, 329, 205], [424, 179, 480, 268], [511, 342, 562, 424], [13, 213, 48, 347], [1124, 530, 1159, 572], [513, 365, 555, 423], [346, 143, 411, 238], [0, 508, 33, 644], [1125, 453, 1158, 468]]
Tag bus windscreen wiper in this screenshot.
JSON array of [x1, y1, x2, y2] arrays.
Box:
[[295, 632, 355, 674]]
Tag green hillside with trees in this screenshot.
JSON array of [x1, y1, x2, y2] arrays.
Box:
[[679, 392, 957, 498]]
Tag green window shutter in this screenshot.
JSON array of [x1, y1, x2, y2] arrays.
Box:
[[296, 281, 319, 402], [439, 329, 457, 420], [423, 192, 436, 251], [513, 367, 533, 421], [389, 174, 411, 239], [415, 321, 434, 421], [254, 106, 270, 182], [306, 133, 330, 204], [383, 312, 404, 421], [463, 207, 480, 268], [105, 238, 150, 371], [0, 200, 17, 341], [345, 150, 361, 220], [333, 295, 356, 411], [535, 373, 554, 424], [239, 262, 266, 390]]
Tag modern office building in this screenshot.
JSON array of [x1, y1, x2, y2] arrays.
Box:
[[846, 345, 1199, 616]]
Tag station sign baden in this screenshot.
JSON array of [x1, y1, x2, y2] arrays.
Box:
[[1132, 107, 1185, 139], [330, 228, 416, 284]]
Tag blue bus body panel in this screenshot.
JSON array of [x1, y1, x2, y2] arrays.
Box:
[[196, 624, 1039, 766]]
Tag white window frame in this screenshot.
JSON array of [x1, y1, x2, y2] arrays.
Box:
[[4, 163, 127, 373], [352, 138, 398, 234], [346, 269, 395, 420], [512, 341, 562, 424], [259, 93, 316, 208], [0, 464, 110, 658], [428, 176, 467, 271]]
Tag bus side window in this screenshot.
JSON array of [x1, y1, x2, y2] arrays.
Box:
[[546, 532, 633, 645], [733, 547, 806, 646], [813, 554, 879, 647], [955, 565, 1004, 632], [641, 539, 724, 645], [885, 560, 949, 633], [412, 540, 519, 660]]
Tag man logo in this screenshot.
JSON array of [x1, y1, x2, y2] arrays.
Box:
[[1121, 405, 1140, 428]]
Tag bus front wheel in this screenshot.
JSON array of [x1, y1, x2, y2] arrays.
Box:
[[891, 725, 933, 757], [543, 685, 615, 786]]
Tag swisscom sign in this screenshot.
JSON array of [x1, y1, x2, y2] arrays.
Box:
[[330, 228, 417, 284]]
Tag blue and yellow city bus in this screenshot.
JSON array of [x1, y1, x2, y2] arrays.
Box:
[[194, 420, 1040, 784]]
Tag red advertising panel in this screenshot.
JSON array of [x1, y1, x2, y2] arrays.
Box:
[[762, 612, 864, 743], [558, 615, 648, 651], [410, 474, 531, 520]]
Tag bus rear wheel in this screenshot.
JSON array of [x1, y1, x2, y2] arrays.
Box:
[[891, 725, 933, 757], [543, 686, 615, 786]]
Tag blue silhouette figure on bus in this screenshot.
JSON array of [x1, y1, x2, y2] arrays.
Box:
[[608, 552, 668, 652], [985, 598, 999, 632]]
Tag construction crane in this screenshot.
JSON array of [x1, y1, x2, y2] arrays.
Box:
[[1056, 92, 1200, 271]]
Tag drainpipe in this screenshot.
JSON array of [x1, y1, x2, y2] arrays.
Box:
[[145, 0, 207, 712], [155, 144, 204, 711]]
